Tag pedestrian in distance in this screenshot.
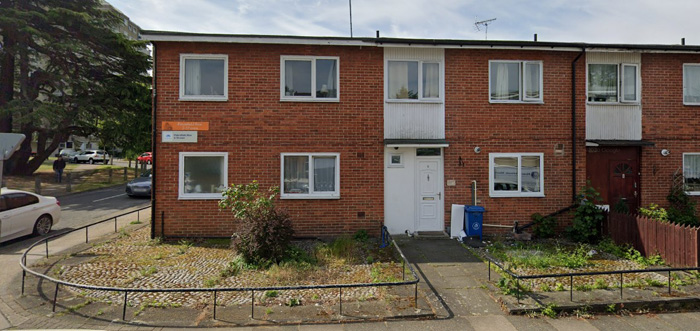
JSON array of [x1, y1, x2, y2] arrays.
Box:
[[53, 155, 66, 183]]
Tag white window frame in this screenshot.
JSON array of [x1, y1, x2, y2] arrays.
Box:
[[388, 153, 403, 167], [587, 63, 640, 104], [488, 60, 544, 103], [280, 153, 340, 199], [280, 56, 340, 102], [683, 64, 700, 105], [489, 153, 545, 198], [385, 60, 442, 103], [683, 152, 700, 195], [178, 152, 228, 200], [179, 54, 228, 101]]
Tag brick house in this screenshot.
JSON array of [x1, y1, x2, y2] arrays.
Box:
[[141, 31, 700, 238]]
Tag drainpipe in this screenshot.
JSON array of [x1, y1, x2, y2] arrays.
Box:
[[571, 48, 585, 203], [150, 43, 157, 239]]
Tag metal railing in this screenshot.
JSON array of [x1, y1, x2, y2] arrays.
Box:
[[483, 251, 700, 303], [20, 218, 420, 321]]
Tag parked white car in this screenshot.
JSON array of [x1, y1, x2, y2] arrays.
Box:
[[73, 149, 110, 164], [0, 188, 61, 243]]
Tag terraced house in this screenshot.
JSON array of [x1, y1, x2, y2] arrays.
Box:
[[141, 31, 700, 238]]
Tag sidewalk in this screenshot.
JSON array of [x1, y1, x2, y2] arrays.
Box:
[[3, 230, 700, 330]]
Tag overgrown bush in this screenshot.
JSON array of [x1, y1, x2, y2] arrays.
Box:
[[667, 186, 698, 226], [566, 184, 605, 244], [638, 203, 668, 222], [612, 198, 630, 214], [531, 213, 556, 238], [219, 181, 294, 266]]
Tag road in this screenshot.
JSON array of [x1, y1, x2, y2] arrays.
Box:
[[56, 184, 150, 230]]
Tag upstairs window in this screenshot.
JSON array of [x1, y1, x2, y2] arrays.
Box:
[[489, 61, 542, 103], [587, 63, 639, 103], [683, 64, 700, 105], [281, 56, 339, 101], [387, 61, 440, 101], [179, 54, 228, 101]]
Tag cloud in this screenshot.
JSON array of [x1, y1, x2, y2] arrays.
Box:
[[109, 0, 700, 44]]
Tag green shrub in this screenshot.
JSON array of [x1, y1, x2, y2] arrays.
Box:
[[667, 186, 698, 226], [567, 184, 605, 243], [219, 182, 295, 266], [232, 207, 294, 265], [531, 213, 556, 238], [612, 198, 630, 214], [638, 203, 668, 222]]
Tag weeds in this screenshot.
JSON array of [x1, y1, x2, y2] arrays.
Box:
[[541, 303, 558, 318], [139, 266, 157, 277], [286, 298, 300, 307]]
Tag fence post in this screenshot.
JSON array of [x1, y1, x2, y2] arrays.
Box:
[[123, 167, 127, 181], [134, 163, 139, 178], [66, 173, 72, 192], [34, 176, 41, 195], [339, 287, 343, 315], [52, 283, 59, 312], [108, 168, 113, 183], [213, 290, 217, 320]]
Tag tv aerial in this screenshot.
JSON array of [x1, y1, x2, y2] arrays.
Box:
[[475, 17, 496, 40]]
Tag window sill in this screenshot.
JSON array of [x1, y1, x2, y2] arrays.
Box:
[[489, 100, 544, 104], [683, 102, 700, 106], [179, 96, 228, 102], [385, 99, 443, 104], [687, 191, 700, 196], [586, 101, 640, 106], [489, 193, 545, 198], [280, 194, 340, 200], [280, 98, 340, 103], [178, 194, 224, 200]]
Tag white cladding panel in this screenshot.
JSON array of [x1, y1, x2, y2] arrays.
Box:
[[384, 148, 417, 234], [384, 48, 445, 139], [384, 103, 445, 139], [585, 52, 642, 140]]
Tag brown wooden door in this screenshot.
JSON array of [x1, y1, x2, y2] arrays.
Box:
[[609, 160, 639, 212]]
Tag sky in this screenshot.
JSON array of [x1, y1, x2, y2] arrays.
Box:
[[108, 0, 700, 45]]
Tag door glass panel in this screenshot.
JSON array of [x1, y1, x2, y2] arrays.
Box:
[[416, 148, 441, 156]]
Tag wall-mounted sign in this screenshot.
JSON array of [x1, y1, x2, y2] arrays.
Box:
[[162, 121, 209, 131], [162, 131, 198, 143]]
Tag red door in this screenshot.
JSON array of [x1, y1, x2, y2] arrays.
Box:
[[609, 160, 639, 212]]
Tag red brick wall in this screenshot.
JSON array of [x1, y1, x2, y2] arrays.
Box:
[[640, 53, 700, 210], [443, 49, 587, 232], [153, 42, 384, 238]]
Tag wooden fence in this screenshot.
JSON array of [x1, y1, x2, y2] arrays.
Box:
[[607, 212, 700, 267]]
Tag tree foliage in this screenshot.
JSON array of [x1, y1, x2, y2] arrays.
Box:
[[566, 184, 606, 243], [0, 0, 151, 175]]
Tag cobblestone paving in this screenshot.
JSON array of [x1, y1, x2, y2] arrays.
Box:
[[52, 227, 401, 309]]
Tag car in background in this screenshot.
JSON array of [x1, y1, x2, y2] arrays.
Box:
[[137, 152, 152, 164], [73, 149, 110, 164], [58, 148, 80, 162], [126, 169, 151, 198], [0, 188, 61, 243]]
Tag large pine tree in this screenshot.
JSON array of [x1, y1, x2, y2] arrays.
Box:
[[0, 0, 151, 175]]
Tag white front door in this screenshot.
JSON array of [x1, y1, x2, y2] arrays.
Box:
[[416, 159, 443, 231]]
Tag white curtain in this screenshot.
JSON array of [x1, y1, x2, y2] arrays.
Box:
[[423, 63, 439, 98], [284, 156, 309, 193], [623, 65, 637, 101], [184, 59, 201, 95], [686, 155, 700, 180], [685, 65, 700, 102], [313, 157, 335, 192], [285, 61, 295, 95], [525, 63, 540, 99], [494, 63, 509, 100], [325, 60, 336, 96], [388, 61, 409, 99]]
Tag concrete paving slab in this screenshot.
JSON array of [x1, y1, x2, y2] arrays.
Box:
[[466, 315, 518, 331], [505, 315, 558, 331], [547, 317, 599, 331]]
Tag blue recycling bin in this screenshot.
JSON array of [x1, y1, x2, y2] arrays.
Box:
[[464, 206, 485, 240]]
